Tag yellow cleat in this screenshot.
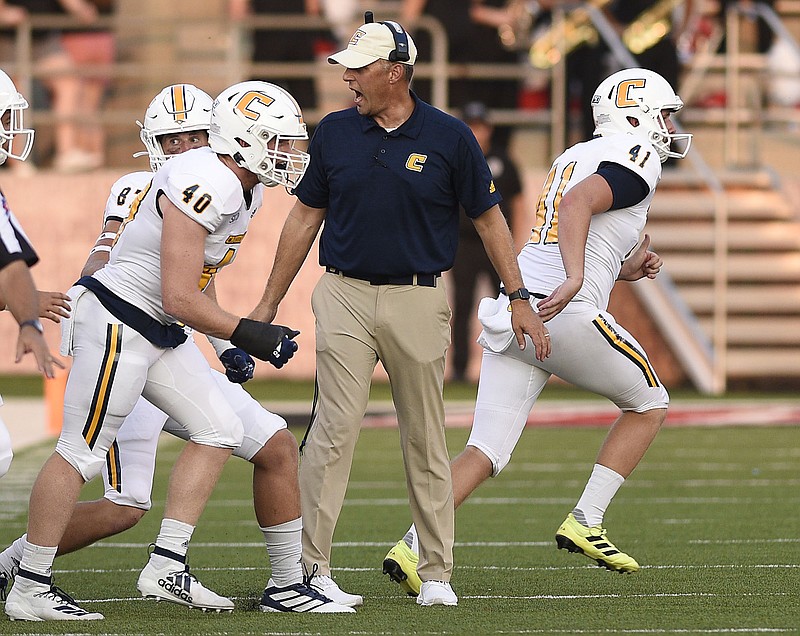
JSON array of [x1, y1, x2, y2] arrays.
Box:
[[555, 513, 640, 573], [382, 540, 422, 596]]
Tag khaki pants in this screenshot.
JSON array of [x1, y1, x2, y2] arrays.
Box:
[[300, 272, 454, 582]]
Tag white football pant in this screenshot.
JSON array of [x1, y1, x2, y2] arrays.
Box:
[[56, 289, 243, 481], [102, 371, 287, 510], [469, 303, 669, 475]]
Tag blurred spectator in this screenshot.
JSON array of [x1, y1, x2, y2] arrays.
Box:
[[401, 0, 522, 149], [541, 0, 693, 142], [605, 1, 693, 90], [682, 0, 777, 109], [0, 1, 25, 27], [0, 0, 113, 172], [229, 0, 334, 112], [767, 36, 800, 108], [0, 1, 68, 169], [450, 101, 524, 382], [523, 0, 607, 142], [318, 0, 358, 47], [53, 0, 115, 173], [719, 0, 776, 54]]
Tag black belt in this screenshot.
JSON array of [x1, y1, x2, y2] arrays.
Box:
[[499, 286, 547, 300], [326, 266, 440, 287]]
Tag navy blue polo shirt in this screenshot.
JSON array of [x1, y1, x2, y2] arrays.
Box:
[[294, 92, 502, 277]]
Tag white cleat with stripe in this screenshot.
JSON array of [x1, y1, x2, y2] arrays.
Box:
[[137, 556, 234, 613], [5, 570, 104, 621], [259, 578, 356, 613]]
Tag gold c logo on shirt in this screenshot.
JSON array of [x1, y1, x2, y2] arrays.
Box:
[[235, 92, 275, 121], [405, 153, 427, 172], [489, 179, 496, 193]]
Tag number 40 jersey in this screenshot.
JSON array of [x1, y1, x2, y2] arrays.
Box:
[[93, 146, 263, 324]]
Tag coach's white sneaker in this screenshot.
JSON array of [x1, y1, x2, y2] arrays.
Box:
[[260, 578, 355, 613], [137, 556, 234, 613], [416, 580, 458, 607], [5, 572, 103, 621], [309, 574, 363, 607]]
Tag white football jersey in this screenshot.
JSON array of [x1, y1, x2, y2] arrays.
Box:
[[519, 133, 661, 310], [103, 171, 153, 226], [93, 146, 264, 323]]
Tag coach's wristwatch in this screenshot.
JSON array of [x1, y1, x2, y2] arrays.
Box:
[[507, 288, 531, 302], [20, 319, 44, 334]]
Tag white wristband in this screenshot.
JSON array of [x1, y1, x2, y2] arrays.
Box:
[[89, 245, 112, 255], [99, 232, 117, 241]]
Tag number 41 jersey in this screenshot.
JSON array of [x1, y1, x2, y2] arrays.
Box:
[[93, 146, 263, 324], [519, 133, 661, 311]]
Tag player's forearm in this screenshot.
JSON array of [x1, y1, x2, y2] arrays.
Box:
[[473, 206, 525, 292], [163, 287, 240, 339], [0, 260, 39, 324], [557, 174, 612, 284], [556, 199, 588, 285], [81, 252, 110, 277], [80, 220, 119, 277], [253, 203, 323, 319]]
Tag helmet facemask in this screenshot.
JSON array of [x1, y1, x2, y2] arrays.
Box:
[[0, 91, 34, 164], [233, 125, 309, 188], [626, 102, 692, 163]]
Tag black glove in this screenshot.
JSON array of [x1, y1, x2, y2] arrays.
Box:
[[219, 347, 255, 383], [269, 336, 298, 369], [230, 318, 300, 363]]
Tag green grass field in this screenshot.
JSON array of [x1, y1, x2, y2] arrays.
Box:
[[1, 419, 798, 634]]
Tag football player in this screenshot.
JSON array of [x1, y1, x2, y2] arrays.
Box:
[[1, 83, 352, 616], [3, 81, 350, 621], [0, 68, 65, 479], [383, 68, 691, 594]]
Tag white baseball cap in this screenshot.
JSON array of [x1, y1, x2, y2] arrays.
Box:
[[328, 19, 417, 69]]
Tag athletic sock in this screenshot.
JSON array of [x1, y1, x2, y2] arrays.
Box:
[[18, 538, 57, 580], [151, 518, 194, 568], [261, 518, 303, 587], [572, 463, 625, 528]]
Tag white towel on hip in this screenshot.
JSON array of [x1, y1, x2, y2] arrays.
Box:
[[476, 293, 515, 353]]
